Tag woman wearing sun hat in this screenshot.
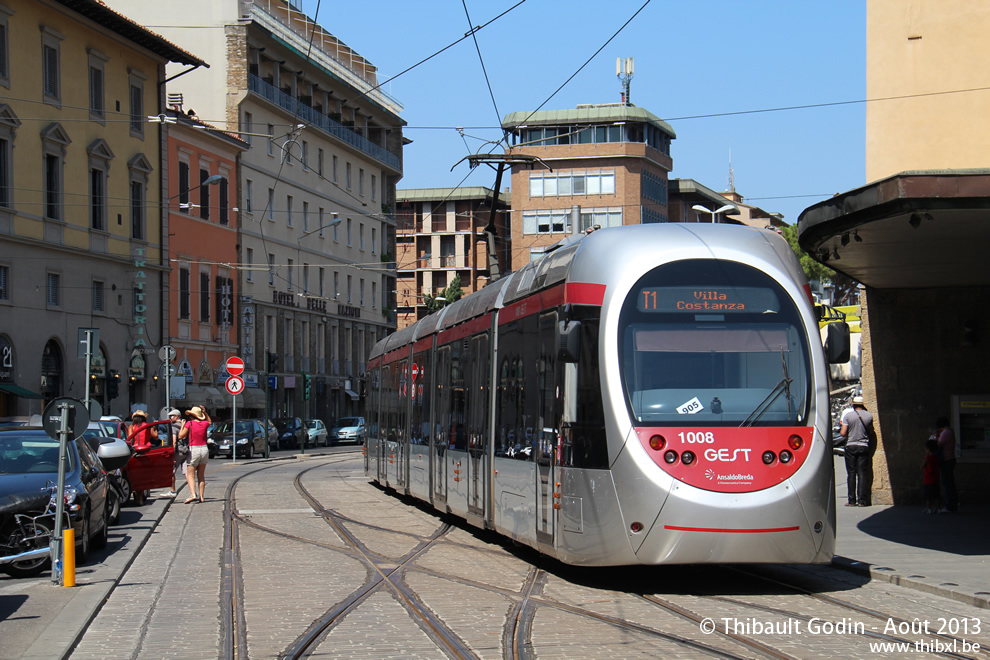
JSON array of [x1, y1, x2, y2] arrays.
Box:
[[178, 405, 211, 503]]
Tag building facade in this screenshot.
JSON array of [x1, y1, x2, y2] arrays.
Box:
[[501, 103, 675, 270], [394, 187, 510, 330], [109, 0, 405, 424], [0, 0, 204, 419], [164, 111, 248, 416]]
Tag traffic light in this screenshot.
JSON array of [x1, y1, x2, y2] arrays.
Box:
[[303, 373, 311, 400], [107, 370, 120, 400]]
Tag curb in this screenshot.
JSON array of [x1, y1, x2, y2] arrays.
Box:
[[832, 555, 990, 610]]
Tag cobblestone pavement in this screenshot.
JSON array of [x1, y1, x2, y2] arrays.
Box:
[[44, 451, 990, 659]]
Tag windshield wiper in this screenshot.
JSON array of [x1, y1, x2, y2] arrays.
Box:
[[740, 348, 792, 427]]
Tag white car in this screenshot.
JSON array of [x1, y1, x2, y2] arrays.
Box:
[[304, 419, 328, 447], [330, 417, 365, 445]]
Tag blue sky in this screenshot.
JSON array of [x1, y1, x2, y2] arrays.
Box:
[[300, 0, 866, 225]]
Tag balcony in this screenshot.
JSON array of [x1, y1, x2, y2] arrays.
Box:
[[249, 74, 401, 173]]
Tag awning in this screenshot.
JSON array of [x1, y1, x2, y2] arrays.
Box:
[[240, 388, 266, 408], [183, 385, 225, 407], [344, 388, 360, 401], [0, 383, 44, 399]]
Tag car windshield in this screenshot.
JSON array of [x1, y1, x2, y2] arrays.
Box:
[[216, 421, 254, 434], [274, 419, 297, 431], [304, 421, 318, 429], [0, 434, 73, 474], [337, 418, 361, 427]]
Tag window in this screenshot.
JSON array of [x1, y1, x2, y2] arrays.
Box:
[[529, 170, 615, 198], [371, 227, 377, 255], [243, 112, 252, 145], [332, 155, 338, 182], [302, 141, 308, 170], [47, 272, 59, 307], [41, 123, 69, 222], [286, 195, 293, 227], [333, 271, 339, 299], [303, 263, 309, 293], [41, 27, 63, 105], [246, 179, 253, 213], [372, 281, 376, 309], [319, 267, 325, 296], [178, 161, 189, 208], [199, 272, 210, 322], [218, 176, 229, 225], [88, 49, 108, 121], [267, 124, 274, 156], [302, 201, 309, 232], [0, 7, 9, 87], [128, 153, 151, 241], [371, 174, 376, 201], [359, 168, 364, 196], [317, 148, 324, 176], [347, 274, 352, 303], [199, 169, 211, 220], [346, 218, 352, 246], [179, 268, 190, 318], [92, 280, 104, 312], [87, 139, 112, 231], [359, 223, 365, 251], [0, 136, 8, 209], [318, 208, 325, 237], [346, 162, 351, 189], [287, 258, 293, 290], [360, 278, 364, 306], [128, 71, 145, 137], [246, 248, 254, 282], [332, 220, 339, 243], [267, 188, 274, 221], [268, 253, 275, 285], [0, 264, 8, 300]]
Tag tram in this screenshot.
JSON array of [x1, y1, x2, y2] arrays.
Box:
[[365, 223, 850, 566]]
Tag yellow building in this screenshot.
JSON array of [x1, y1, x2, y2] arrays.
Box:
[[0, 0, 204, 418]]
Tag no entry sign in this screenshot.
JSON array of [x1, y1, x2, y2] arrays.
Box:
[[226, 356, 245, 376]]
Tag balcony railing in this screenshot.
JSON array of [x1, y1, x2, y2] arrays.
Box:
[[249, 74, 401, 172]]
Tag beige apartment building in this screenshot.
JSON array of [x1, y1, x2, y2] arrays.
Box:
[[501, 104, 675, 269], [393, 187, 510, 330]]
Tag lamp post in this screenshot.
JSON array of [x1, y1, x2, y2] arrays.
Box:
[[692, 203, 738, 224]]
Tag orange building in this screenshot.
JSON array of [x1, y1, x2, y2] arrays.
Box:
[[165, 112, 248, 416]]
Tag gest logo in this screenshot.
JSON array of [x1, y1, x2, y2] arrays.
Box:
[[704, 448, 752, 462]]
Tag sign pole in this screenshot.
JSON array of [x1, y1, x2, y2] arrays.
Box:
[[83, 331, 93, 412], [232, 391, 236, 465]]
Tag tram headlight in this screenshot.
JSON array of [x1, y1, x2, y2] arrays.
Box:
[[681, 451, 696, 465], [762, 451, 777, 465], [787, 435, 804, 451], [663, 450, 678, 464], [779, 450, 793, 464], [649, 434, 666, 451]]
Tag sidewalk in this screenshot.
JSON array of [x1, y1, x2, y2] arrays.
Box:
[[832, 455, 990, 609]]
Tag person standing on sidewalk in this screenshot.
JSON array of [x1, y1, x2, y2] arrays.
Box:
[[921, 438, 941, 514], [178, 405, 211, 503], [166, 409, 186, 497], [840, 396, 875, 507], [935, 416, 958, 512]]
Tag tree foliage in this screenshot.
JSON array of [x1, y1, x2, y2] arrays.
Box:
[[425, 273, 464, 314], [780, 225, 859, 305]]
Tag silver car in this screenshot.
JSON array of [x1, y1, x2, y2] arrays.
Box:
[[304, 419, 328, 447], [330, 417, 365, 445]]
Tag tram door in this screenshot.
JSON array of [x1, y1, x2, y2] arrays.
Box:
[[535, 313, 559, 547], [466, 333, 489, 517], [432, 346, 451, 504]]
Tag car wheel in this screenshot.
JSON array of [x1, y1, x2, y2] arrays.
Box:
[[1, 517, 53, 578], [247, 443, 254, 459], [107, 489, 121, 526], [93, 503, 109, 550], [77, 512, 91, 563], [119, 474, 132, 504]]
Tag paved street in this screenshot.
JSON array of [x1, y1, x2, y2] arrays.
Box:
[[1, 448, 988, 659]]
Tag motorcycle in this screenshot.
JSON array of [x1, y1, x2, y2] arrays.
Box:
[[0, 484, 57, 579]]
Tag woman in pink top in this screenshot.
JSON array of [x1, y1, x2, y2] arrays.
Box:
[[178, 406, 212, 503]]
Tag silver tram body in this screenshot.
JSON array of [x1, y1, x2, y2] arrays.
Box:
[[366, 224, 837, 566]]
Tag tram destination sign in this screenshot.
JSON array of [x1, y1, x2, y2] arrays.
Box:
[[638, 286, 779, 314]]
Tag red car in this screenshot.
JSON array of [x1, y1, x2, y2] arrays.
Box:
[[121, 420, 175, 505]]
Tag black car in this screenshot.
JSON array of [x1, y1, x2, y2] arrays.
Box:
[[211, 419, 269, 459], [0, 428, 109, 577], [272, 417, 305, 449]]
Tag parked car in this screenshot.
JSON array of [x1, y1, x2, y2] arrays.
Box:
[[211, 419, 268, 459], [98, 418, 128, 441], [304, 419, 329, 447], [272, 417, 305, 449], [330, 417, 366, 445], [0, 427, 109, 576], [263, 419, 278, 451]]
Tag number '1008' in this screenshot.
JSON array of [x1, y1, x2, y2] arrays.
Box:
[[678, 432, 715, 444]]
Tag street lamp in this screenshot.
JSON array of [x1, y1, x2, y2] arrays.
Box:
[[692, 204, 738, 224], [175, 174, 223, 211]]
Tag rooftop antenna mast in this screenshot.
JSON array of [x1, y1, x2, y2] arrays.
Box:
[[727, 148, 736, 194], [617, 57, 634, 106]]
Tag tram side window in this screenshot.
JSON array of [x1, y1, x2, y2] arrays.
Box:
[[537, 313, 560, 466], [448, 340, 467, 450], [435, 346, 451, 451], [495, 314, 540, 461], [410, 350, 431, 445], [561, 311, 608, 469], [368, 367, 380, 439], [466, 333, 490, 456], [383, 364, 398, 443], [396, 358, 408, 445]]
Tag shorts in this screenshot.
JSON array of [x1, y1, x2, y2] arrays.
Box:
[[188, 445, 209, 466]]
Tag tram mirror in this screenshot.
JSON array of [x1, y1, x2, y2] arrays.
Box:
[[824, 322, 851, 364], [557, 320, 582, 363]]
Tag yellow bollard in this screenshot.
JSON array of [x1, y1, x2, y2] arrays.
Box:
[[63, 528, 75, 587]]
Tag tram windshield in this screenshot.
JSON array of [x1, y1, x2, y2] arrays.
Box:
[[619, 259, 811, 427]]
